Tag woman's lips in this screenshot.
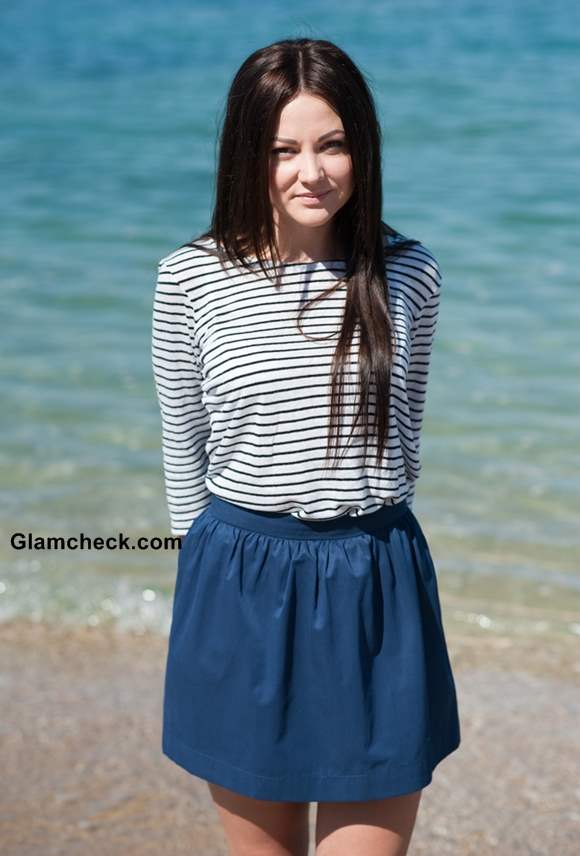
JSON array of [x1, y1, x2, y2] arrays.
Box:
[[297, 190, 331, 202]]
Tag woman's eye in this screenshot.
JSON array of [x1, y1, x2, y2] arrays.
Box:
[[271, 141, 345, 156]]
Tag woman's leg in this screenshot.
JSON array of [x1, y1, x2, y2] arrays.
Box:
[[208, 782, 310, 856], [314, 789, 423, 856]]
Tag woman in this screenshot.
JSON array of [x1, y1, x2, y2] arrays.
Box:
[[152, 37, 460, 856]]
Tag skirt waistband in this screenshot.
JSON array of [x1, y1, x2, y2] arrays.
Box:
[[205, 495, 411, 540]]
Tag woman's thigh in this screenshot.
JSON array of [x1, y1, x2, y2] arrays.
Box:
[[208, 782, 310, 856], [314, 789, 423, 856]]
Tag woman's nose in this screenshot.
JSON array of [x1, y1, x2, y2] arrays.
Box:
[[297, 153, 325, 181]]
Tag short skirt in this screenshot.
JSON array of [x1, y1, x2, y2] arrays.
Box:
[[162, 494, 461, 802]]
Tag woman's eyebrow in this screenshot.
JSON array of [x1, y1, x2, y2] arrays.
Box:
[[272, 129, 345, 143]]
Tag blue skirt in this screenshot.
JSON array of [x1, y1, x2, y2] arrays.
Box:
[[162, 495, 461, 802]]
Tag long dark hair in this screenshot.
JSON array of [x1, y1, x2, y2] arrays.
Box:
[[180, 37, 420, 468]]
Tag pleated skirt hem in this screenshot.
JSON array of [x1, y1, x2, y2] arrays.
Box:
[[162, 727, 461, 803]]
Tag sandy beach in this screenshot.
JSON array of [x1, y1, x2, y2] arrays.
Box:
[[1, 618, 579, 855]]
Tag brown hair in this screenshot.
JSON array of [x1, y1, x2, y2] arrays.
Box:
[[180, 37, 420, 468]]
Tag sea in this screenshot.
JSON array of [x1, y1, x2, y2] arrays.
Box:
[[2, 0, 579, 646]]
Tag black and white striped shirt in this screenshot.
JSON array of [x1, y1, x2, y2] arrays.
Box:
[[151, 233, 442, 536]]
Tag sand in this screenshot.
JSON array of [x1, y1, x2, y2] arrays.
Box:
[[1, 618, 579, 855]]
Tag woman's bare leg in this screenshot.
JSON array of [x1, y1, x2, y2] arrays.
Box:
[[314, 789, 423, 856], [208, 781, 310, 856]]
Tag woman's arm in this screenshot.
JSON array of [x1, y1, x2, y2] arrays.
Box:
[[405, 257, 442, 509], [151, 262, 212, 536]]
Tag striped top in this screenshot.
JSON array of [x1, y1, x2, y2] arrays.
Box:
[[151, 233, 442, 536]]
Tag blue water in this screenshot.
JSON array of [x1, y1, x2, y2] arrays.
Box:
[[2, 1, 579, 643]]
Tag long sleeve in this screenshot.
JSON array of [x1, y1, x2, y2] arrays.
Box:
[[151, 261, 212, 536], [405, 262, 442, 510]]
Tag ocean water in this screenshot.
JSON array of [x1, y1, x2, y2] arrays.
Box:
[[2, 1, 579, 644]]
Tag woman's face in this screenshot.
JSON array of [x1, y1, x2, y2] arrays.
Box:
[[268, 93, 354, 244]]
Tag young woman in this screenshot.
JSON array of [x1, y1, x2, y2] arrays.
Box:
[[152, 37, 461, 856]]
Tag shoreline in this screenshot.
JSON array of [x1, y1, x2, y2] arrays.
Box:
[[1, 618, 579, 855]]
